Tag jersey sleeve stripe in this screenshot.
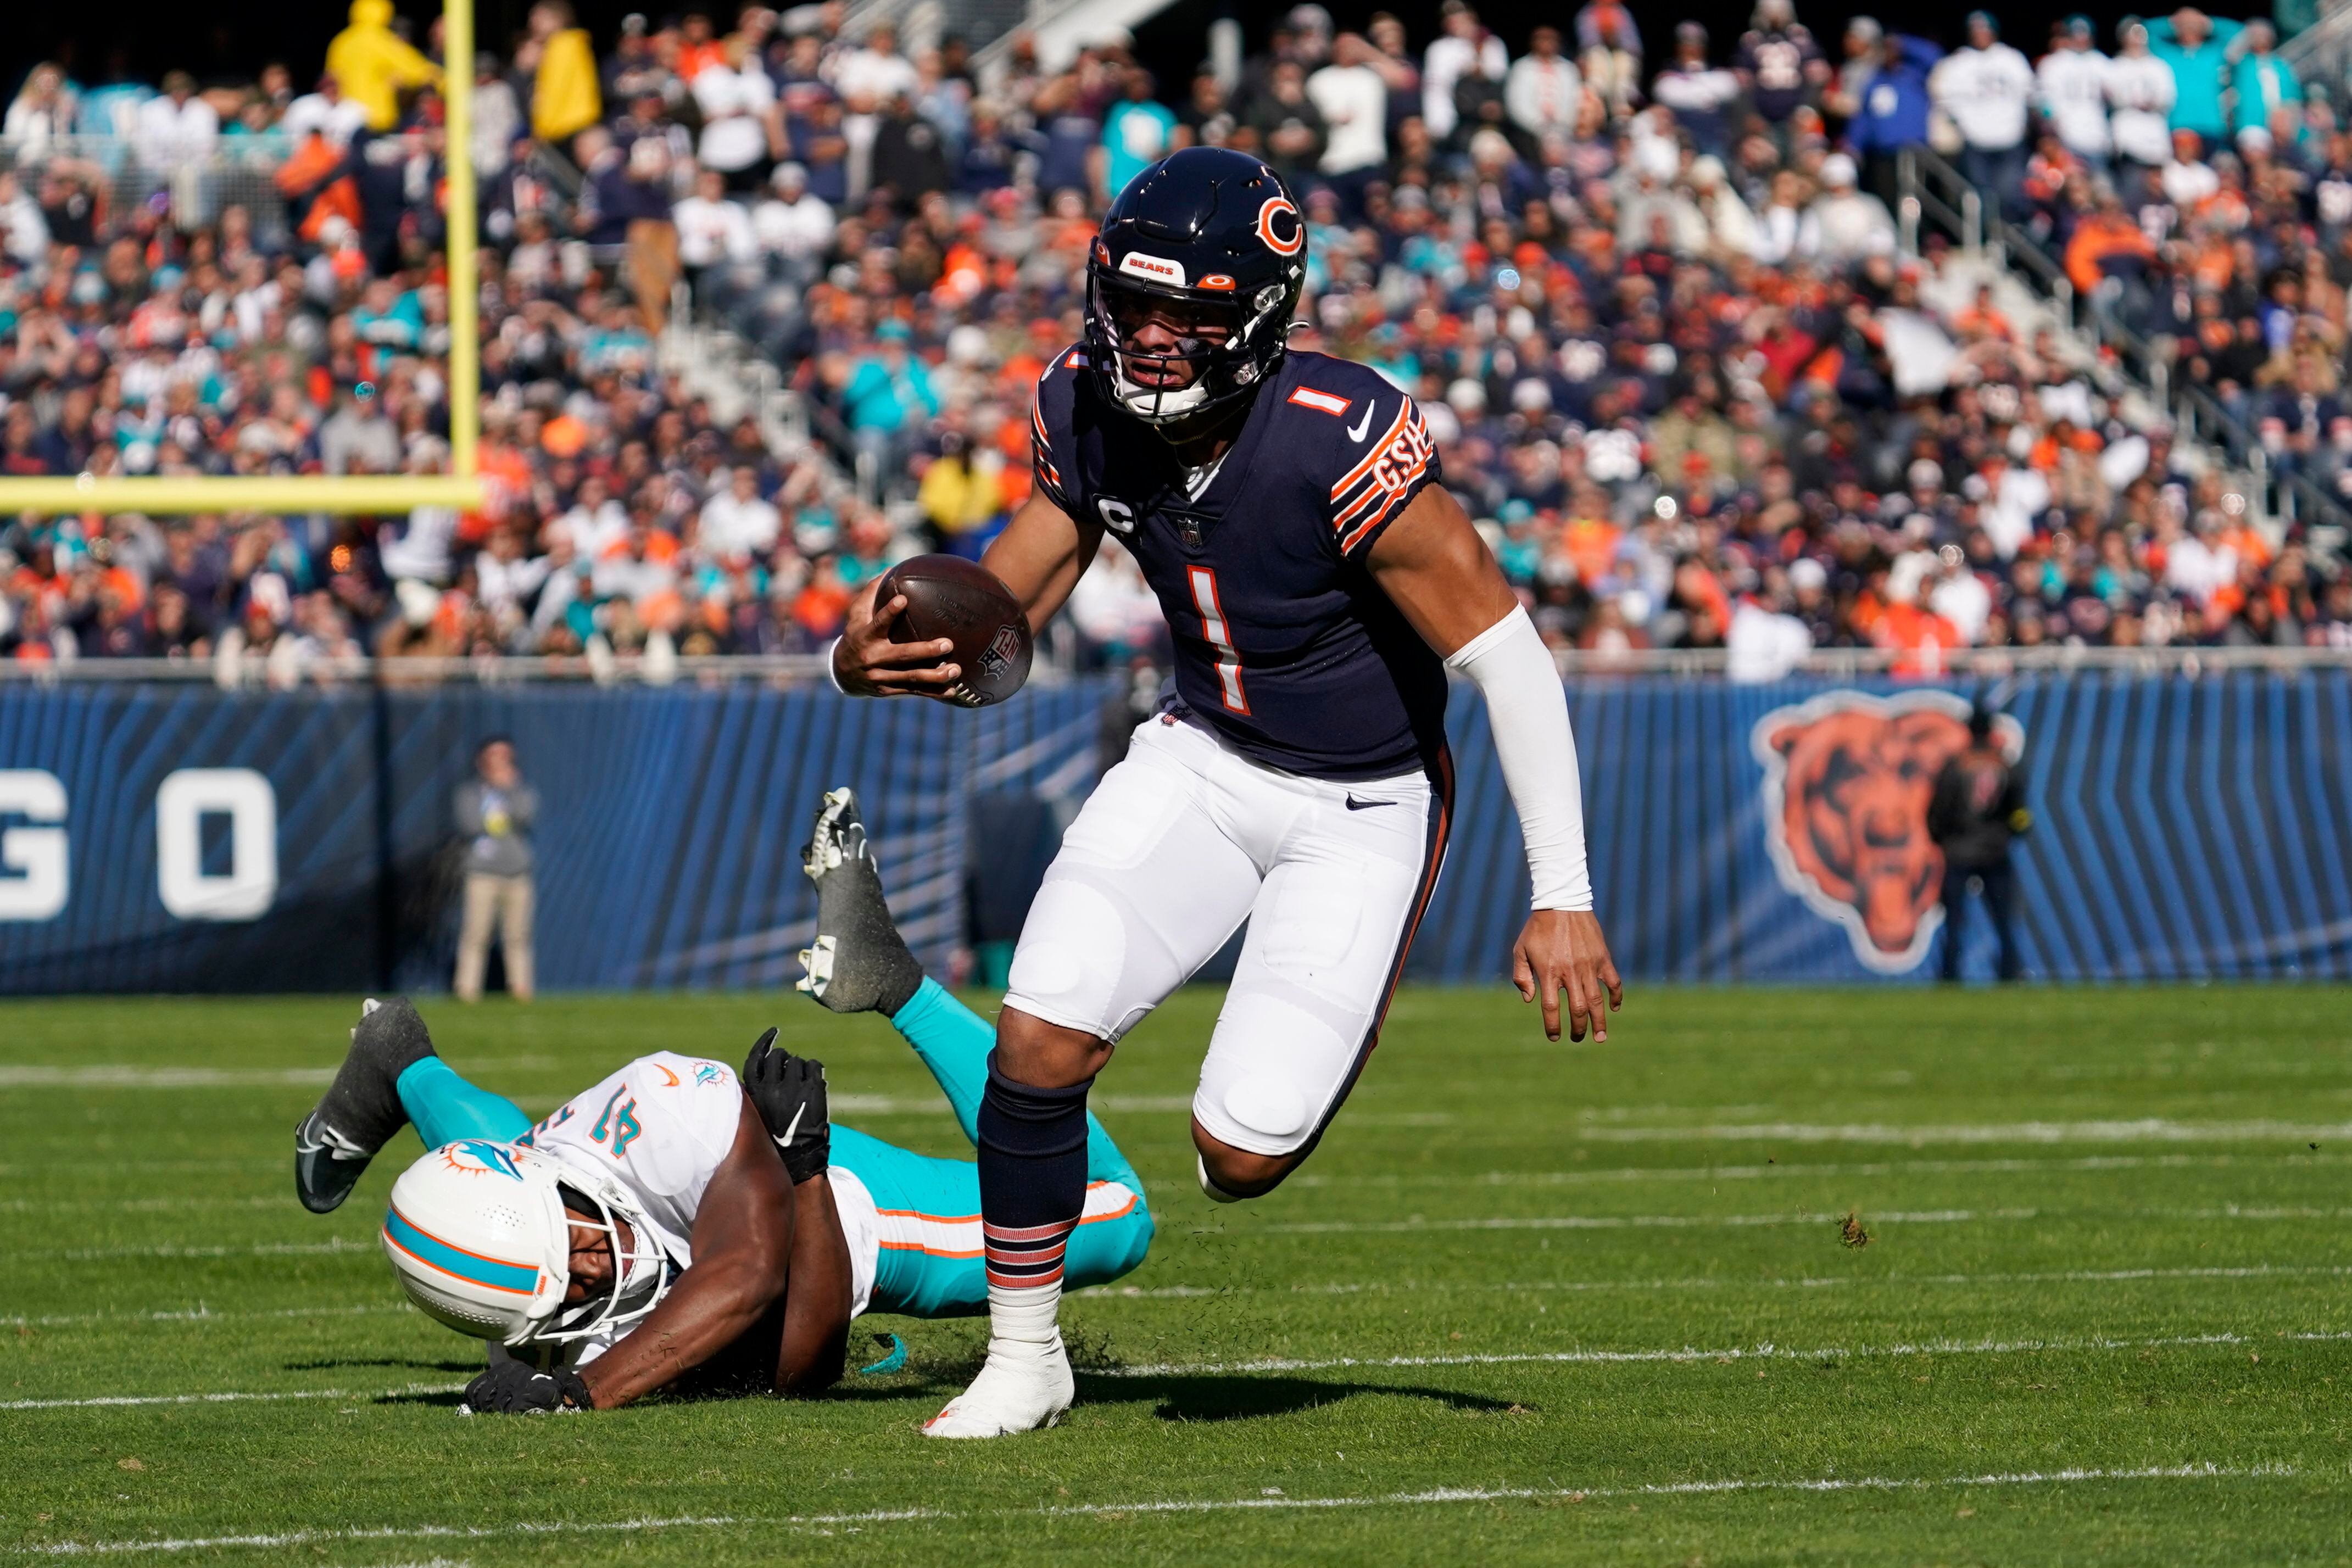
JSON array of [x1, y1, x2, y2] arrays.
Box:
[[1328, 401, 1415, 500]]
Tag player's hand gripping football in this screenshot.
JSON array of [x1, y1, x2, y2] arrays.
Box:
[[1513, 909, 1623, 1044], [831, 579, 963, 700], [742, 1028, 831, 1182]]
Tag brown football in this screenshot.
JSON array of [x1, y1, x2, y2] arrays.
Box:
[[876, 554, 1034, 707]]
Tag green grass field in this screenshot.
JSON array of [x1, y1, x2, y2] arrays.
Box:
[[5, 985, 2352, 1564]]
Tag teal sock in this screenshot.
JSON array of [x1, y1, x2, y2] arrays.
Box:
[[396, 1056, 532, 1149], [888, 977, 1144, 1196], [889, 978, 993, 1144]]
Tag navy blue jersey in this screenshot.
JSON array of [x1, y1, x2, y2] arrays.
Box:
[[1032, 346, 1446, 781]]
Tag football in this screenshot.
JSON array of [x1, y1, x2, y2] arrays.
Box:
[[875, 554, 1034, 707]]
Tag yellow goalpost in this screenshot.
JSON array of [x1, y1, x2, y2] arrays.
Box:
[[0, 0, 485, 517]]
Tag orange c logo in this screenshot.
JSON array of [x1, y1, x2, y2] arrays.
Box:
[[1256, 197, 1303, 256]]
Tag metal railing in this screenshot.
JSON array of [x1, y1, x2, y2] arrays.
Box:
[[0, 133, 300, 239], [4, 645, 2347, 687], [1897, 145, 2352, 550]]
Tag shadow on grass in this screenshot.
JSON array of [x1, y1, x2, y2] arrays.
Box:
[[1078, 1371, 1524, 1423], [372, 1386, 470, 1407], [287, 1357, 485, 1374]]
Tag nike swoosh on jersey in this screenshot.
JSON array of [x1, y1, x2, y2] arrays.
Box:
[[1346, 400, 1378, 442], [1343, 795, 1392, 811]]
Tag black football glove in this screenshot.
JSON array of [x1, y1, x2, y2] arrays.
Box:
[[459, 1358, 592, 1415], [743, 1026, 831, 1183]]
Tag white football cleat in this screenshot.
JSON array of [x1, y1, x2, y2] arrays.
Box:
[[922, 1335, 1074, 1438]]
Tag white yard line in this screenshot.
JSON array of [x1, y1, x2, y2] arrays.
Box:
[[1077, 1262, 2352, 1301], [4, 1303, 415, 1330], [0, 1060, 555, 1090], [1573, 1119, 2352, 1146], [1284, 1152, 2352, 1188], [2, 1383, 464, 1411], [1253, 1204, 2352, 1237], [38, 1237, 379, 1263], [16, 1326, 2348, 1415], [11, 1464, 2294, 1555], [1257, 1208, 2031, 1234], [1085, 1328, 2352, 1379]]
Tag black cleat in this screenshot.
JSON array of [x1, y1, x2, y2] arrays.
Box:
[[798, 788, 923, 1017], [293, 997, 437, 1214]]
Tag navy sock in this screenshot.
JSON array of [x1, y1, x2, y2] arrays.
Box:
[[976, 1053, 1092, 1340]]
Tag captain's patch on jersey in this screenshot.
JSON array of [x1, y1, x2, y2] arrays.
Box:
[[1287, 387, 1351, 417]]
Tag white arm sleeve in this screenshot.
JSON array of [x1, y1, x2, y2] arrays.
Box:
[[1445, 606, 1592, 911]]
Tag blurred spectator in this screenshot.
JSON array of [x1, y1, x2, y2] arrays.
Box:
[[2147, 9, 2239, 145], [526, 0, 604, 146], [1927, 706, 2029, 981], [1933, 12, 2035, 217], [1102, 68, 1177, 202], [1420, 0, 1507, 144], [453, 736, 538, 1003], [324, 0, 441, 132]]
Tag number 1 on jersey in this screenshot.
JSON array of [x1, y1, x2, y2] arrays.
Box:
[[1186, 566, 1249, 714]]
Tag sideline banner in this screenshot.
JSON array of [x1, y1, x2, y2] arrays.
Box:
[[2, 671, 2345, 991]]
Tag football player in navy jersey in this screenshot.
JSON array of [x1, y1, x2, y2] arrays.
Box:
[[831, 146, 1623, 1437]]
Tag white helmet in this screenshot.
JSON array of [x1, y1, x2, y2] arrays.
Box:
[[380, 1139, 673, 1347]]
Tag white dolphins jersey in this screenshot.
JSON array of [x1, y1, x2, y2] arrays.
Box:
[[518, 1051, 880, 1363]]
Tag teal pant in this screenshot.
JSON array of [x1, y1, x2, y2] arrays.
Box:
[[396, 980, 1153, 1319]]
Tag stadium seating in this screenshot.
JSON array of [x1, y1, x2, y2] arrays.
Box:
[[1, 1, 2348, 675]]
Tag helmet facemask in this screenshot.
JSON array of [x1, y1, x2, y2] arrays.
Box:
[[1086, 270, 1290, 429], [531, 1173, 672, 1345]]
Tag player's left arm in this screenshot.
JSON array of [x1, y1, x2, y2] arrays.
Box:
[[572, 1100, 796, 1410], [1365, 483, 1624, 1044]]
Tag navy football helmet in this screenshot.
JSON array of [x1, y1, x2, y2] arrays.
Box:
[[1084, 148, 1308, 427]]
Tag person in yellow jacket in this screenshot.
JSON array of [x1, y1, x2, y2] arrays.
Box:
[[527, 0, 603, 145], [325, 0, 442, 132]]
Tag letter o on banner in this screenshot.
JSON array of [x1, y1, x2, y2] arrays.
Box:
[[156, 769, 278, 921], [0, 769, 69, 921]]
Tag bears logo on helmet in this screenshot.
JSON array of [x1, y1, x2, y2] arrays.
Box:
[[1084, 147, 1308, 427], [1255, 197, 1304, 256]]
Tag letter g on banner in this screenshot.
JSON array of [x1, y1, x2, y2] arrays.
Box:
[[155, 768, 278, 921], [0, 769, 69, 921]]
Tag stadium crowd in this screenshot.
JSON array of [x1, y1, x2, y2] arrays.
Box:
[[2, 0, 2350, 672]]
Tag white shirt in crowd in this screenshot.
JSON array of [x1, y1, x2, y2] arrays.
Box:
[[1975, 461, 2051, 559], [2104, 49, 2177, 165], [379, 506, 459, 585], [553, 495, 630, 560], [1800, 187, 1896, 263], [282, 90, 371, 149], [832, 44, 919, 105], [673, 192, 757, 267], [1505, 52, 1583, 139], [1932, 42, 2036, 151], [1420, 29, 1508, 140], [753, 189, 837, 260], [133, 94, 219, 166], [1305, 61, 1388, 175], [2164, 531, 2238, 602], [699, 484, 783, 559], [2037, 44, 2113, 158], [693, 64, 775, 174]]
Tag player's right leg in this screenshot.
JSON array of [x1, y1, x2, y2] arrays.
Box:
[[294, 998, 530, 1213], [931, 718, 1263, 1438]]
